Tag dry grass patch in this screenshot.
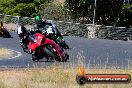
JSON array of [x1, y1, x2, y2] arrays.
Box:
[[0, 68, 132, 88]]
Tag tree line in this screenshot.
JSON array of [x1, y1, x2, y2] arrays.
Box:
[[0, 0, 131, 27]]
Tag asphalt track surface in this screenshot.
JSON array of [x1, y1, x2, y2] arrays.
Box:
[[1, 32, 132, 68]]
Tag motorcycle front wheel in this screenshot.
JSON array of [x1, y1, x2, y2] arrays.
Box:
[[43, 45, 62, 62]]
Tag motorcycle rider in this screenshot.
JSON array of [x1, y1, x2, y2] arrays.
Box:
[[32, 15, 65, 60], [34, 15, 50, 30], [17, 17, 63, 61], [17, 15, 58, 53], [33, 15, 62, 38], [34, 15, 69, 49]]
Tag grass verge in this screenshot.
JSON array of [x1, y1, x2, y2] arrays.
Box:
[[0, 67, 132, 88]]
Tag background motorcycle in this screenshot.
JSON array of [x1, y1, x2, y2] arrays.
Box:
[[0, 21, 11, 38], [17, 25, 29, 53], [0, 28, 11, 38], [43, 23, 70, 50]]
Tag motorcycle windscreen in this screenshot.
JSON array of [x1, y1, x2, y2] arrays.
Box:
[[29, 33, 45, 51], [29, 34, 37, 43]]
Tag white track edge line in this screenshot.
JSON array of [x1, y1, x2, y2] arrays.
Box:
[[7, 49, 22, 59]]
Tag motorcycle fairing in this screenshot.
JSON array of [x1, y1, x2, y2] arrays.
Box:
[[29, 33, 45, 51]]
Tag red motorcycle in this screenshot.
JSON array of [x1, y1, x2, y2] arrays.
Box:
[[28, 32, 68, 62]]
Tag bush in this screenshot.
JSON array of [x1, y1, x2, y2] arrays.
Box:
[[40, 3, 71, 21]]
